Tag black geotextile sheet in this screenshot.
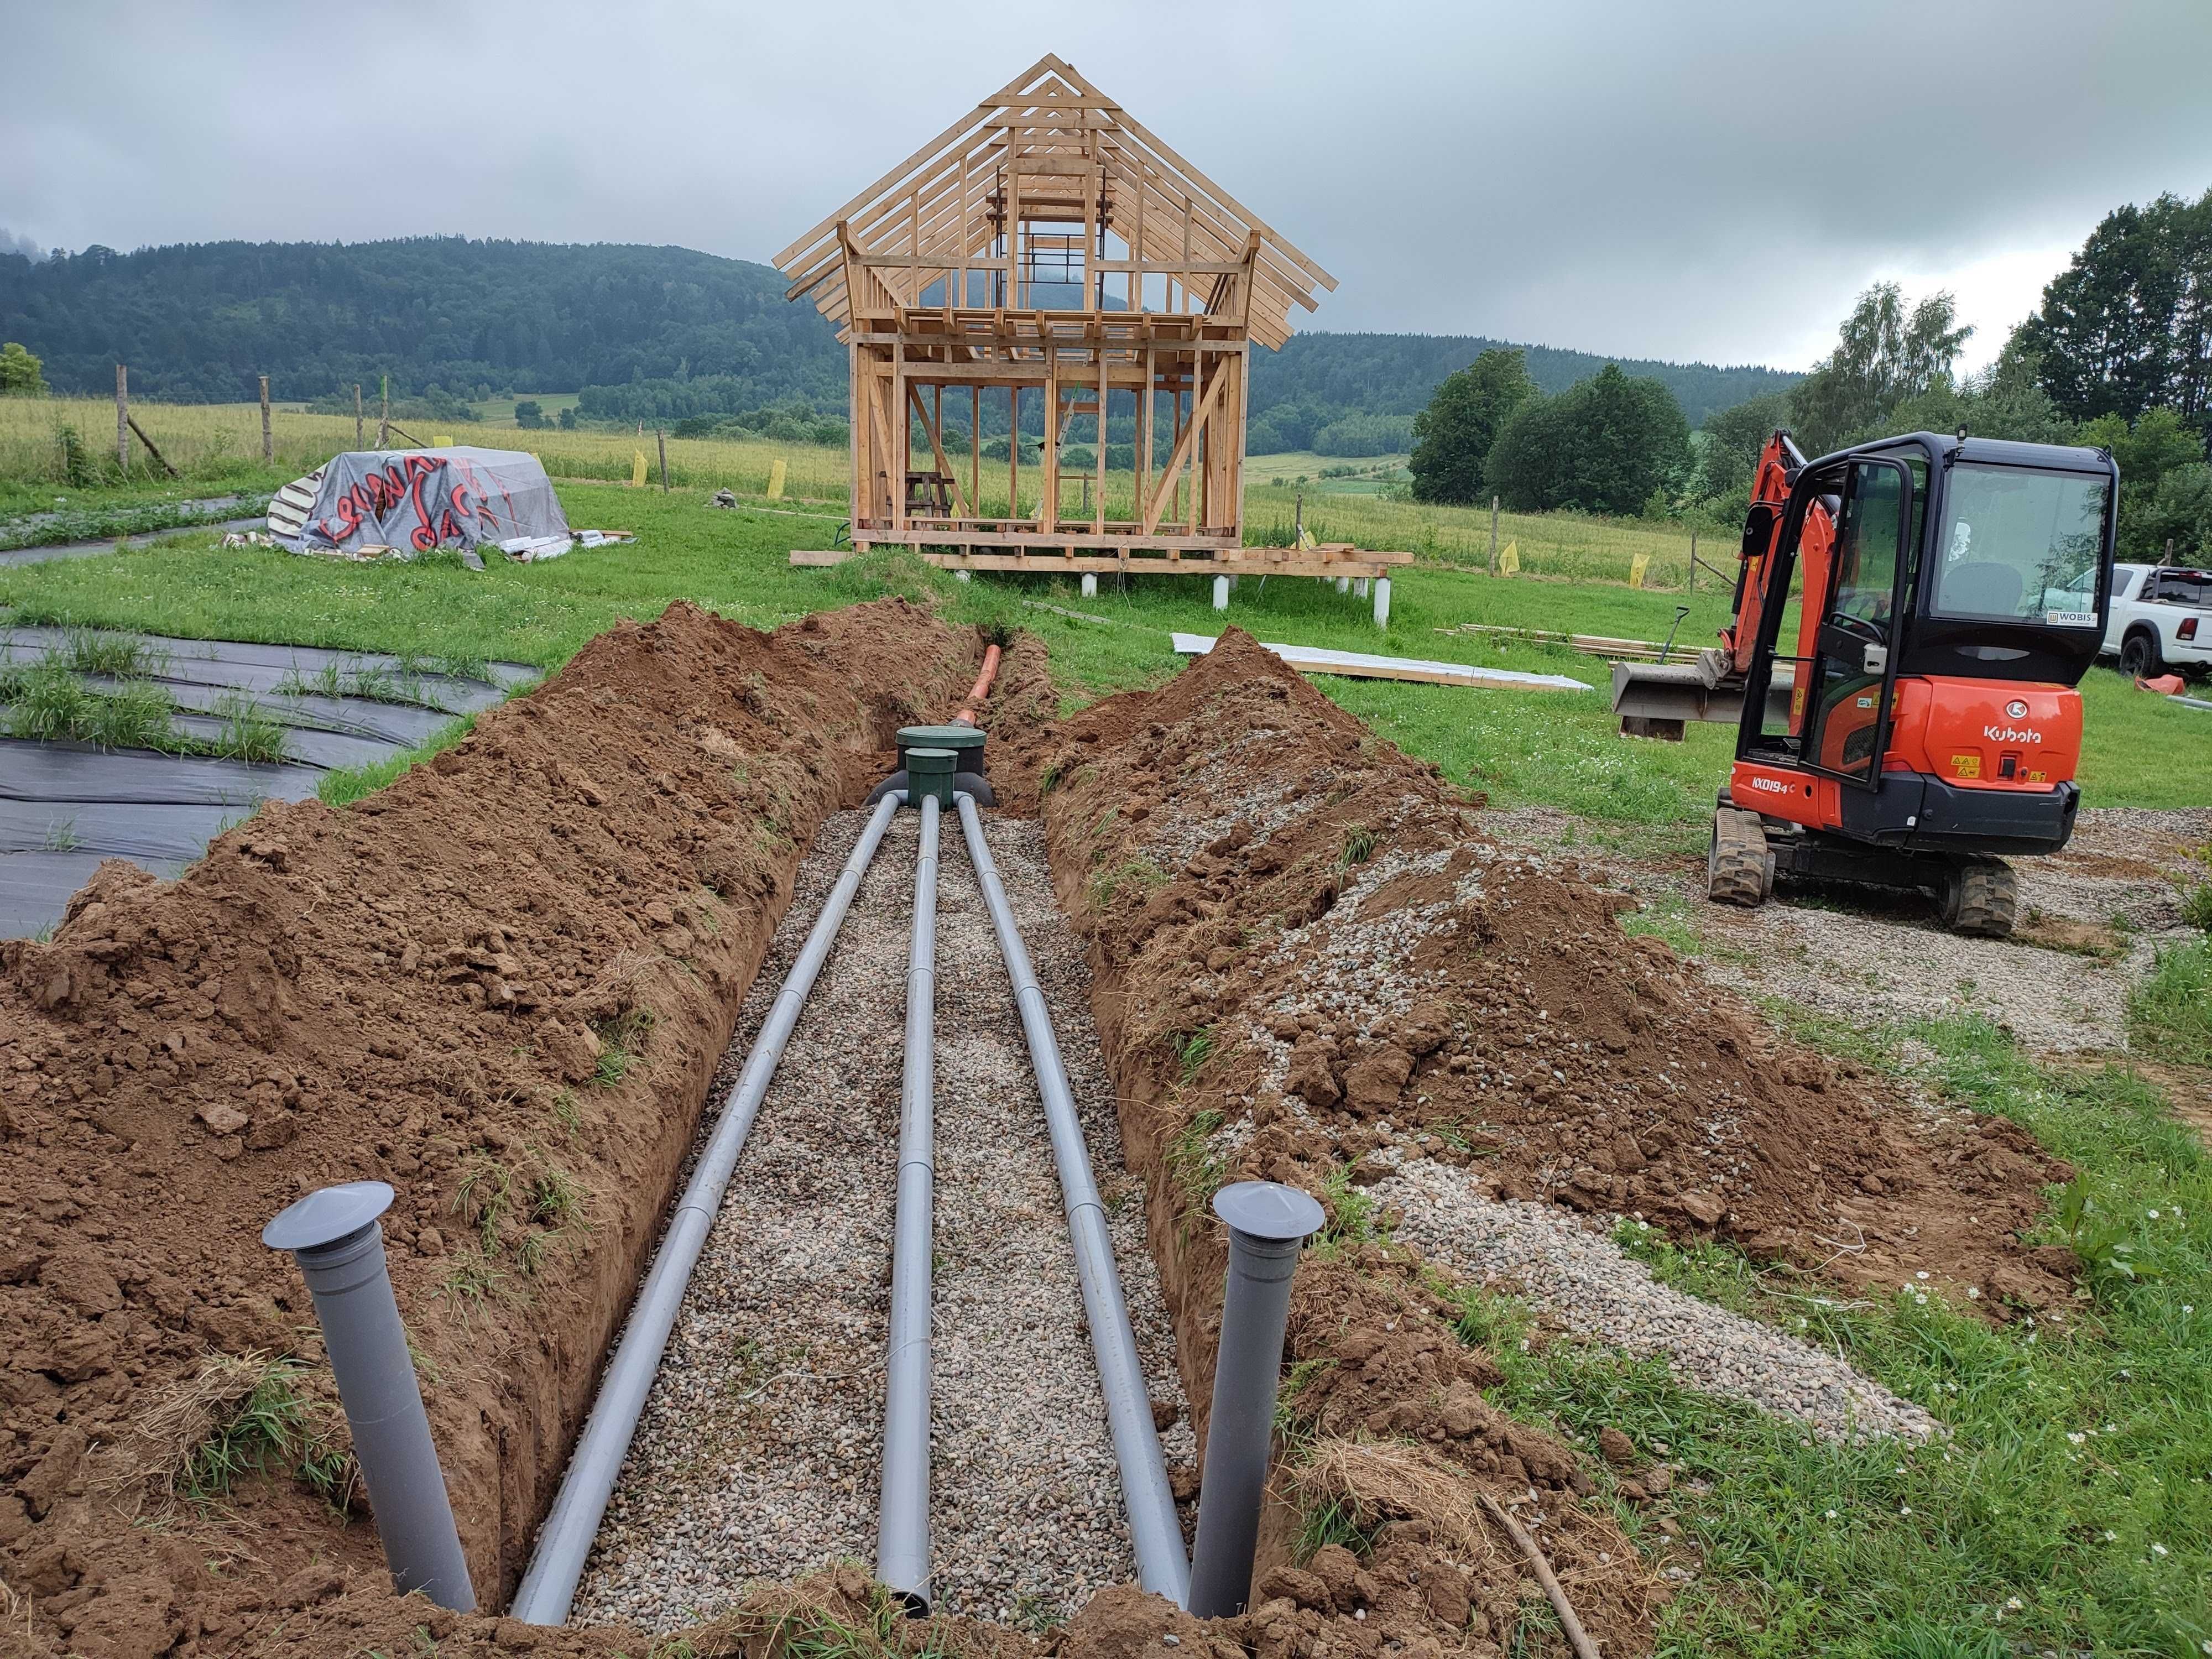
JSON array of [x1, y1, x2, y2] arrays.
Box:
[[0, 739, 325, 805], [0, 851, 184, 939], [99, 677, 450, 747], [0, 625, 534, 702], [163, 714, 399, 771], [0, 800, 257, 862]]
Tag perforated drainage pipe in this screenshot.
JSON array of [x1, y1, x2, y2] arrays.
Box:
[[513, 791, 905, 1626], [877, 790, 941, 1610], [953, 792, 1192, 1606]]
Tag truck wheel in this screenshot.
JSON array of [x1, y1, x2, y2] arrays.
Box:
[[2121, 628, 2164, 679], [1939, 859, 2017, 938], [1707, 807, 1772, 908]]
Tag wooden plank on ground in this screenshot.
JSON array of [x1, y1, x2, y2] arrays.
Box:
[[1170, 634, 1591, 692]]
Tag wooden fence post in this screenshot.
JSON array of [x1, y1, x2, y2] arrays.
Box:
[[1688, 530, 1697, 593], [379, 377, 389, 448], [259, 375, 272, 463], [355, 384, 364, 450], [1489, 495, 1500, 577], [656, 426, 670, 493], [116, 364, 129, 474]]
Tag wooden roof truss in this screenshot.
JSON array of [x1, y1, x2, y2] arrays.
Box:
[[775, 56, 1334, 556]]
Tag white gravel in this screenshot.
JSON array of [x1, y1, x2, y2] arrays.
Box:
[[1373, 1156, 1939, 1444], [570, 808, 1190, 1632]]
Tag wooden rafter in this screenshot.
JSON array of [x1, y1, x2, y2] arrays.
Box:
[[774, 54, 1332, 351]]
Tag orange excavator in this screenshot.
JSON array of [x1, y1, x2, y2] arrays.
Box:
[[1697, 429, 2119, 936]]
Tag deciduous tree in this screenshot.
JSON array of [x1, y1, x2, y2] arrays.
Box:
[[1789, 284, 1972, 454], [1484, 364, 1691, 516], [1409, 348, 1537, 504], [0, 340, 44, 397], [2020, 189, 2211, 445]]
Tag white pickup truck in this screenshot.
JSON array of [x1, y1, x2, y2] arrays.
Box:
[[2047, 562, 2212, 676]]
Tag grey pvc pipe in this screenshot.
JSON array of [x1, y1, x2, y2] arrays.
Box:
[[953, 792, 1191, 1606], [878, 791, 940, 1610], [262, 1181, 476, 1612], [1187, 1182, 1324, 1619], [512, 790, 905, 1625]]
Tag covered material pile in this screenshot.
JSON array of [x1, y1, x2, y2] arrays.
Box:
[[268, 447, 572, 562]]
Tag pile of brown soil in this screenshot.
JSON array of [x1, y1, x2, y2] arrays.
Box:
[[1046, 630, 2074, 1311], [0, 599, 988, 1658], [1035, 630, 2081, 1656]]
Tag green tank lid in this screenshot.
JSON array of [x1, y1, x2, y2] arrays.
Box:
[[897, 723, 985, 753]]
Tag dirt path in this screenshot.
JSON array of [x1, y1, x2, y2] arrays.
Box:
[[1485, 805, 2209, 1053], [571, 807, 1190, 1633]]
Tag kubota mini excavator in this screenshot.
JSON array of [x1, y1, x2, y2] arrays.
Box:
[[1700, 429, 2118, 937]]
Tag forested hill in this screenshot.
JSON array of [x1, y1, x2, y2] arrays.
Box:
[[1249, 333, 1800, 437], [0, 237, 843, 408], [0, 236, 1797, 443]]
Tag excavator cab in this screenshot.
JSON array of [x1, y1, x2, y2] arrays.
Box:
[[1708, 431, 2119, 936]]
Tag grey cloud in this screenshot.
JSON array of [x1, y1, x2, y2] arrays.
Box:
[[3, 0, 2207, 371]]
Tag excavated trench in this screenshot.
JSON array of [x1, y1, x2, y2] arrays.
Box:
[[0, 603, 2089, 1659], [569, 806, 1193, 1631]]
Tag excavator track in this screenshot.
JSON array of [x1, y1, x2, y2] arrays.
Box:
[[1707, 806, 1773, 908], [1940, 858, 2018, 939]]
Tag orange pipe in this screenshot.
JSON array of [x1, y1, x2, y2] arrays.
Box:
[[951, 643, 1002, 727]]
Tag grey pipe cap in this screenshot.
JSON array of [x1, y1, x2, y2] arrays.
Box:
[[1213, 1181, 1324, 1244], [264, 1181, 394, 1251]]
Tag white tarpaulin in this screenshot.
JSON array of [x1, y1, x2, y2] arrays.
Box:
[[274, 447, 570, 558]]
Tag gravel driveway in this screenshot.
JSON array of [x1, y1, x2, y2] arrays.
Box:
[[1489, 805, 2209, 1053]]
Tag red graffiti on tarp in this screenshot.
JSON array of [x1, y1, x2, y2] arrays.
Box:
[[312, 452, 480, 550]]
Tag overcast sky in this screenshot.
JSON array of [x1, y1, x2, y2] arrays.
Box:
[[6, 1, 2209, 373]]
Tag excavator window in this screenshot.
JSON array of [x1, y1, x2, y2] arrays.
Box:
[[1832, 463, 1905, 624], [1803, 459, 1914, 783], [1931, 465, 2108, 625]]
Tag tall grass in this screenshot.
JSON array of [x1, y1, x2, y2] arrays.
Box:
[[0, 395, 849, 501]]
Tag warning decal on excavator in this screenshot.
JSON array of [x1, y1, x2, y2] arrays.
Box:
[[1951, 753, 1982, 779]]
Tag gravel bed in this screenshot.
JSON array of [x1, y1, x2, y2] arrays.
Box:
[[1373, 1156, 1938, 1444], [570, 808, 1188, 1632], [1483, 804, 2207, 1052]]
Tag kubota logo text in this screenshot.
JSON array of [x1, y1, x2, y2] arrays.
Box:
[[1983, 724, 2044, 745]]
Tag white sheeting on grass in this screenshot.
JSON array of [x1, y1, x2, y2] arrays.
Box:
[[1170, 633, 1591, 692]]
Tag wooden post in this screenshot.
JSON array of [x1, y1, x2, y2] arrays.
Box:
[[1094, 346, 1108, 535], [969, 384, 980, 522], [1489, 495, 1500, 576], [355, 384, 364, 449], [115, 364, 129, 474], [1008, 385, 1020, 526], [656, 426, 670, 493], [1688, 530, 1697, 593], [259, 375, 272, 463], [379, 376, 389, 448]]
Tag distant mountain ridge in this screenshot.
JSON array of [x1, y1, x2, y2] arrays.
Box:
[[0, 236, 1798, 436]]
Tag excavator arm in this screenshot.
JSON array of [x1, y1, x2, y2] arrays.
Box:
[[1720, 430, 1818, 676]]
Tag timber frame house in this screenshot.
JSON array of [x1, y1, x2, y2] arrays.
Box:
[[777, 55, 1405, 599]]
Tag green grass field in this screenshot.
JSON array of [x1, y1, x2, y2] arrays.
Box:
[[4, 473, 2211, 1655], [4, 479, 2204, 818]]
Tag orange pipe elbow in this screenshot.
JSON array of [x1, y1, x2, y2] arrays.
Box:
[[952, 643, 1002, 726]]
